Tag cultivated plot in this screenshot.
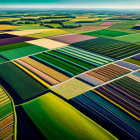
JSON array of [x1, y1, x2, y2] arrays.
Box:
[[0, 36, 35, 46], [0, 62, 48, 104], [115, 33, 140, 43], [0, 25, 18, 30], [0, 86, 14, 140], [22, 92, 117, 140], [26, 29, 70, 38], [49, 33, 97, 44], [83, 29, 131, 37], [27, 38, 68, 49], [5, 29, 50, 36], [51, 78, 92, 99], [71, 89, 140, 140], [77, 63, 130, 85], [71, 38, 140, 59]]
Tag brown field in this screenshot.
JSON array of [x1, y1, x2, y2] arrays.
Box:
[[15, 59, 59, 85], [20, 57, 70, 82]]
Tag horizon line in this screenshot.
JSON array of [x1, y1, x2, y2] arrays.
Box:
[[0, 4, 140, 10]]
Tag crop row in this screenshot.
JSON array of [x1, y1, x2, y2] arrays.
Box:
[[0, 62, 48, 104], [71, 38, 140, 59], [22, 92, 116, 140], [0, 86, 14, 140], [51, 78, 92, 99], [19, 56, 70, 83], [71, 89, 140, 140], [76, 64, 130, 86], [124, 54, 140, 66]]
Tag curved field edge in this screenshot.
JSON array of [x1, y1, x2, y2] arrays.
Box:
[[22, 92, 118, 140], [0, 85, 17, 140]]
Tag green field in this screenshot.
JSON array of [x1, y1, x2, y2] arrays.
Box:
[[83, 29, 130, 37], [0, 42, 32, 52], [124, 58, 140, 66], [35, 52, 86, 76], [0, 102, 13, 119], [0, 45, 47, 60], [107, 28, 138, 33], [115, 33, 140, 43], [108, 21, 137, 29], [22, 92, 117, 140], [0, 62, 47, 100], [0, 57, 8, 64], [62, 28, 88, 34], [48, 50, 95, 69], [71, 37, 140, 59], [16, 25, 48, 30]]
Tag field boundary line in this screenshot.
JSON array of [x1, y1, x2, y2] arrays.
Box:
[[50, 53, 140, 89]]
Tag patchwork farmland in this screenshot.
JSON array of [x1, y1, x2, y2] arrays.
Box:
[[0, 9, 140, 140]]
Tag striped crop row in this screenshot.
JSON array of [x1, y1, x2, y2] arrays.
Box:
[[0, 61, 47, 104], [71, 90, 140, 140], [115, 61, 140, 70], [112, 76, 140, 99], [0, 86, 14, 140], [56, 46, 114, 66], [124, 54, 140, 66], [51, 78, 92, 99], [20, 57, 70, 83], [69, 72, 140, 140], [128, 72, 140, 82], [22, 92, 117, 140], [76, 64, 130, 86], [71, 38, 140, 59], [33, 48, 109, 76]]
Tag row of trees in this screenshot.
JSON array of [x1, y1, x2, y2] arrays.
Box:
[[0, 21, 13, 25], [38, 16, 76, 20], [41, 21, 81, 28]]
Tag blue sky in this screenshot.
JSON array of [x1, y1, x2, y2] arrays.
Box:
[[0, 0, 140, 9]]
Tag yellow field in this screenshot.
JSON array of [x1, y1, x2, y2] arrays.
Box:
[[0, 25, 19, 30], [27, 38, 68, 49], [6, 29, 50, 36], [51, 78, 92, 99], [26, 29, 70, 38], [0, 18, 20, 21], [23, 92, 117, 140]]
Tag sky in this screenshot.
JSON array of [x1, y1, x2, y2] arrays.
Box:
[[0, 0, 140, 9]]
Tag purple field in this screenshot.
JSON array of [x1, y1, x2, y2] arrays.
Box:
[[49, 33, 97, 44]]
